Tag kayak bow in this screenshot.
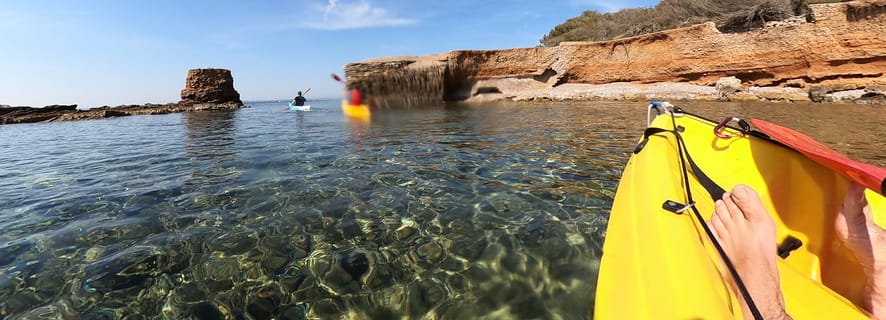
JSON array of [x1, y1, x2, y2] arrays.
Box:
[[595, 102, 884, 319]]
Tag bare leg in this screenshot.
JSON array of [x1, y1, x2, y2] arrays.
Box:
[[710, 184, 791, 320], [835, 183, 886, 318]]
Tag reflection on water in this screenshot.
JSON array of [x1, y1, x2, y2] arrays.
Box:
[[0, 99, 882, 319], [183, 110, 239, 188]]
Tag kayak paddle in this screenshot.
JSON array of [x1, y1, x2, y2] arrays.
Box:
[[751, 118, 886, 196]]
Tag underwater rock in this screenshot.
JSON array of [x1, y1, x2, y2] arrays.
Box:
[[0, 239, 34, 266], [207, 231, 257, 256], [406, 279, 447, 317], [412, 241, 444, 265], [310, 298, 345, 319], [75, 218, 158, 246], [81, 245, 180, 294], [191, 301, 225, 320], [245, 285, 283, 320], [309, 249, 373, 295], [341, 250, 370, 281]]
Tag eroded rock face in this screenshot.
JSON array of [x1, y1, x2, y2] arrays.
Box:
[[344, 1, 886, 104], [180, 68, 243, 105]]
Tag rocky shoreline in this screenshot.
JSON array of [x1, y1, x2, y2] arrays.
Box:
[[343, 1, 886, 107], [0, 102, 246, 125], [1, 68, 246, 125], [466, 78, 886, 104]]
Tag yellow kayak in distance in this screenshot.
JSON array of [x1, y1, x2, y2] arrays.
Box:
[[341, 99, 370, 121], [594, 102, 885, 319]]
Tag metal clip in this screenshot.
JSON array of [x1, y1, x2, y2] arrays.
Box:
[[647, 101, 680, 127], [714, 116, 750, 139], [662, 200, 695, 214]]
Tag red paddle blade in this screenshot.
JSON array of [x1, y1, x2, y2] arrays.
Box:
[[751, 118, 886, 196], [331, 73, 342, 82]]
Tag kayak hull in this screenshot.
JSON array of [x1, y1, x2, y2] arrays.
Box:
[[341, 100, 369, 120], [288, 102, 310, 111], [594, 109, 884, 319]]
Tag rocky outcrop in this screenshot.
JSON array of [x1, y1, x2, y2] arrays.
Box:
[[0, 103, 245, 125], [1, 68, 246, 125], [344, 1, 886, 105], [180, 68, 243, 105]]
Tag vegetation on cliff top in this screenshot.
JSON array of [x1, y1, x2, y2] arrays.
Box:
[[540, 0, 846, 46]]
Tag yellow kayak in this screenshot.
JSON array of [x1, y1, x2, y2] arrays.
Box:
[[595, 102, 886, 319], [341, 99, 370, 120]]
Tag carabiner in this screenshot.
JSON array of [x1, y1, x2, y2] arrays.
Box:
[[714, 116, 750, 139]]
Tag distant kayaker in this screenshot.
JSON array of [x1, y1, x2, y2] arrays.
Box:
[[292, 91, 307, 106], [712, 183, 886, 319]]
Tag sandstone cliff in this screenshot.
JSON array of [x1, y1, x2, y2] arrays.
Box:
[[1, 68, 246, 125], [344, 1, 886, 106]]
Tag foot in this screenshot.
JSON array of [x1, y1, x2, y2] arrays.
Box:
[[710, 184, 791, 320], [835, 183, 886, 318]]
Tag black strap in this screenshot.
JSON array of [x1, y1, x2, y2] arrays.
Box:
[[638, 119, 764, 320], [634, 127, 668, 154], [675, 131, 727, 201], [636, 127, 726, 200]]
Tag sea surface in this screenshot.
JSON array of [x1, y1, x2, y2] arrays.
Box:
[[0, 99, 883, 319]]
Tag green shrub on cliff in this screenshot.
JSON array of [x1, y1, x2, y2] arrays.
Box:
[[540, 0, 846, 46]]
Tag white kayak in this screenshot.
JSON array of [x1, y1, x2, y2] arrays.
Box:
[[288, 102, 310, 111]]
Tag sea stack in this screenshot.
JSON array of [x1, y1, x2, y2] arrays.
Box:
[[180, 68, 243, 105]]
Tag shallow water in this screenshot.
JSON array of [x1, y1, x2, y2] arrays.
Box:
[[0, 99, 882, 319]]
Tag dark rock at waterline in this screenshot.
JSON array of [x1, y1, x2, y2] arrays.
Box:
[[0, 102, 247, 125], [1, 68, 247, 125], [0, 104, 77, 117], [0, 104, 79, 124]]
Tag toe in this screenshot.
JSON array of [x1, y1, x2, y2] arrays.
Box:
[[841, 183, 868, 220], [722, 193, 747, 223], [729, 184, 769, 222], [863, 203, 876, 227], [711, 209, 726, 240], [715, 198, 738, 224]]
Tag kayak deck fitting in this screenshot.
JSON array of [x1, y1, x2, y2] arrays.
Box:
[[594, 102, 886, 319]]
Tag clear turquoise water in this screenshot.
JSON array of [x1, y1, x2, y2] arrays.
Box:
[[1, 100, 882, 319], [1, 100, 636, 319]]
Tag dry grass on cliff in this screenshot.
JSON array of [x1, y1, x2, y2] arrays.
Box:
[[540, 0, 846, 46]]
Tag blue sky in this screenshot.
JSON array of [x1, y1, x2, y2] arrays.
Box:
[[1, 0, 657, 107]]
